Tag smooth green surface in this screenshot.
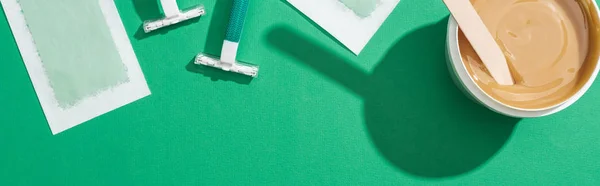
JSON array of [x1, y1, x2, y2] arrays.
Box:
[[1, 0, 600, 185], [19, 0, 129, 108]]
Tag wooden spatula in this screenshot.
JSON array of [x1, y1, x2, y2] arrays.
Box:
[[443, 0, 514, 85]]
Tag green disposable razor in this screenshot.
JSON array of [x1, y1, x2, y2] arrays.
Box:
[[195, 0, 259, 77]]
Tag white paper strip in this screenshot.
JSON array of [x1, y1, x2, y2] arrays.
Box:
[[287, 0, 401, 55], [1, 0, 151, 134]]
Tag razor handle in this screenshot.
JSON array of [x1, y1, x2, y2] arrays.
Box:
[[225, 0, 249, 43]]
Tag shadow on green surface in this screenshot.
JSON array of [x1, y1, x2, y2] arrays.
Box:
[[185, 58, 253, 85], [266, 18, 520, 178], [132, 0, 202, 40]]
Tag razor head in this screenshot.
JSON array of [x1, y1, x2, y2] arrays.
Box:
[[195, 54, 259, 77], [143, 5, 206, 33]]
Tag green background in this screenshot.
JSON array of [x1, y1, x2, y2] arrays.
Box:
[[1, 0, 599, 185]]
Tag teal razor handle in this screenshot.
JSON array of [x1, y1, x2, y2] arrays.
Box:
[[218, 0, 251, 65], [225, 0, 249, 43], [195, 0, 257, 77], [197, 0, 257, 77]]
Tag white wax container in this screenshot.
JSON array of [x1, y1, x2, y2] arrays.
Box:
[[445, 0, 600, 118]]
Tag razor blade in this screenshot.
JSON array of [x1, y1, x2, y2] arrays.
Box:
[[143, 6, 206, 33], [195, 54, 259, 77]]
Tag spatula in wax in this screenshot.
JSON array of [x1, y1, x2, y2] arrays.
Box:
[[443, 0, 514, 85]]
